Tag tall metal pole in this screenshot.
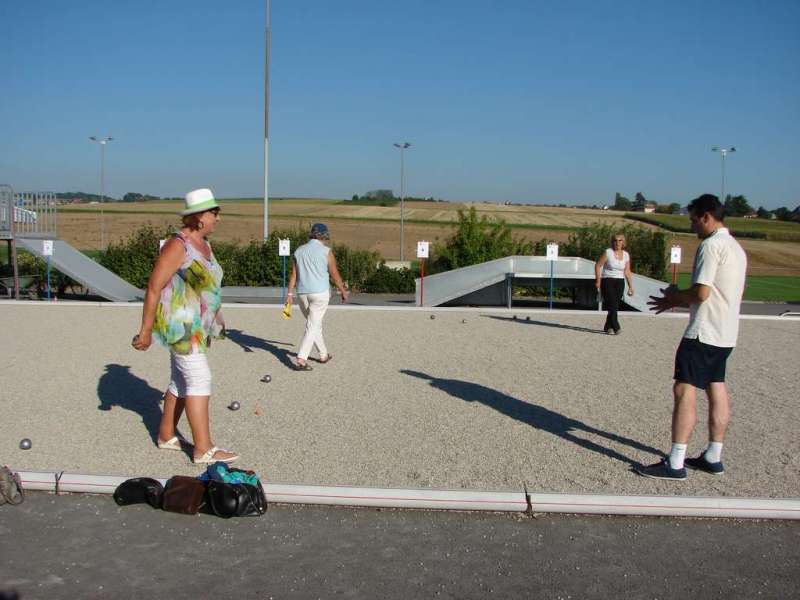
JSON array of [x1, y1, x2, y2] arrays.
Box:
[[90, 136, 113, 250], [100, 142, 106, 250], [720, 151, 726, 204], [393, 142, 411, 261], [263, 0, 271, 240], [400, 147, 405, 261], [712, 146, 735, 204]]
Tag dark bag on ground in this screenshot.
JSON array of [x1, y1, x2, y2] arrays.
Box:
[[113, 477, 164, 509], [206, 479, 267, 518], [161, 476, 207, 515], [0, 466, 24, 506]]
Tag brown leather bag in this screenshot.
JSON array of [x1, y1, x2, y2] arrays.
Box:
[[161, 476, 207, 515]]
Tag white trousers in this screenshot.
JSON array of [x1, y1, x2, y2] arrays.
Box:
[[167, 352, 212, 397], [297, 291, 330, 360]]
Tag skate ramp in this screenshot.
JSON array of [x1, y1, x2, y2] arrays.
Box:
[[415, 255, 668, 311], [16, 237, 144, 302]]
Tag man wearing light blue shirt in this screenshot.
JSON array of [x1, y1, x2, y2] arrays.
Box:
[[286, 223, 349, 370]]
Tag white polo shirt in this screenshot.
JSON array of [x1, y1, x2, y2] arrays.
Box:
[[683, 227, 747, 348]]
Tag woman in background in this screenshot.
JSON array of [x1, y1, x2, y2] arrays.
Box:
[[595, 232, 634, 335]]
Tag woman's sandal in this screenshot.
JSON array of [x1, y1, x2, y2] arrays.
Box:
[[157, 435, 188, 451], [292, 360, 313, 371], [317, 354, 333, 364], [193, 446, 239, 464]]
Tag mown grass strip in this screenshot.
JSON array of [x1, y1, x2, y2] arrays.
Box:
[[676, 273, 800, 302]]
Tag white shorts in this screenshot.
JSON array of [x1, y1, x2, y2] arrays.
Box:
[[167, 352, 212, 397]]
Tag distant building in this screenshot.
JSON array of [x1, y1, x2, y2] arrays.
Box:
[[743, 212, 758, 219], [632, 199, 658, 213]]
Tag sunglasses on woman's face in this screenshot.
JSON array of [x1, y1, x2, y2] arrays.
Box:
[[207, 208, 221, 216]]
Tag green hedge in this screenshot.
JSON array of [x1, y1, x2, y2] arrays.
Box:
[[98, 225, 382, 292]]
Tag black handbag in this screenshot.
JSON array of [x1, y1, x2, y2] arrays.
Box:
[[206, 480, 267, 518], [113, 477, 164, 509]]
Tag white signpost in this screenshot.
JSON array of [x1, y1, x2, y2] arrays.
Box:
[[546, 243, 558, 309], [670, 245, 681, 286], [42, 240, 53, 300], [279, 239, 291, 299], [417, 241, 429, 306]]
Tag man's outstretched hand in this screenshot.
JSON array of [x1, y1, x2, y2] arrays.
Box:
[[648, 284, 680, 314]]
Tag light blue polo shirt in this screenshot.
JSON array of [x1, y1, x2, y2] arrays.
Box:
[[294, 239, 331, 294]]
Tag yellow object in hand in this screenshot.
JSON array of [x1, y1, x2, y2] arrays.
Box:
[[281, 302, 292, 319]]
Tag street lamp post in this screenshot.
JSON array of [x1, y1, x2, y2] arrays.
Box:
[[711, 146, 736, 204], [393, 142, 411, 261], [263, 0, 271, 239], [89, 136, 113, 250]]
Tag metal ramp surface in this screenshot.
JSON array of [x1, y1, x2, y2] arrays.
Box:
[[16, 238, 144, 302], [415, 255, 669, 311]]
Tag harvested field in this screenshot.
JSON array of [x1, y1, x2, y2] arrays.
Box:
[[53, 200, 800, 275]]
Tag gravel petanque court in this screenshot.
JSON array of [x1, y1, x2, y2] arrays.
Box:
[[1, 302, 798, 499]]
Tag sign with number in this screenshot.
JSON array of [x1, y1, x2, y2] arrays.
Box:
[[546, 243, 559, 261], [279, 239, 291, 257], [417, 241, 430, 259], [670, 246, 682, 264], [42, 240, 54, 256]]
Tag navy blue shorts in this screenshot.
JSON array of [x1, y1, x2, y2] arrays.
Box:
[[674, 337, 733, 389]]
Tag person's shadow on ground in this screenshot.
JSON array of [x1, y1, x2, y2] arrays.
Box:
[[401, 369, 661, 467], [484, 315, 607, 335], [225, 329, 295, 369], [97, 364, 165, 445]]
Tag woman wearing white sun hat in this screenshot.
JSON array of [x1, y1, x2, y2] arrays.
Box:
[[132, 188, 238, 464]]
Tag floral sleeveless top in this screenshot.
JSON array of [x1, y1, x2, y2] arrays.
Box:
[[153, 232, 224, 355]]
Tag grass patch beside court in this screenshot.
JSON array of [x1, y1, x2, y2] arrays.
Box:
[[677, 273, 800, 302]]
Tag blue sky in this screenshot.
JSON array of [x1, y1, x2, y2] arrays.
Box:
[[1, 1, 798, 208]]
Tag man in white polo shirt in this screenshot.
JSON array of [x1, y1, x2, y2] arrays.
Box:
[[638, 194, 747, 480]]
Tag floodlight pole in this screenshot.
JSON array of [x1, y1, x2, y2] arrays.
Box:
[[711, 146, 736, 204], [263, 0, 271, 239], [393, 142, 411, 261], [89, 136, 113, 250]]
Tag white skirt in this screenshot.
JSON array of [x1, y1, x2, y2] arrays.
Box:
[[167, 352, 212, 397]]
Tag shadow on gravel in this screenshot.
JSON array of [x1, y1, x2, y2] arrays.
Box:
[[484, 315, 607, 335], [97, 364, 164, 444], [225, 329, 295, 369], [402, 369, 661, 466]]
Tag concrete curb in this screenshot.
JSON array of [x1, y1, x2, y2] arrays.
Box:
[[15, 470, 800, 520]]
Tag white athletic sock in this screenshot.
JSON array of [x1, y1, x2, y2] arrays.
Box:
[[668, 443, 688, 470], [704, 442, 723, 464]]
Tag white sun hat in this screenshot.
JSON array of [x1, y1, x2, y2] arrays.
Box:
[[181, 188, 220, 216]]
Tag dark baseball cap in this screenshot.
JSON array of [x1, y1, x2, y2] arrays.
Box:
[[310, 223, 330, 239]]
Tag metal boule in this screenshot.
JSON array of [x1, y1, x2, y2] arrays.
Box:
[[228, 401, 241, 411], [430, 314, 436, 320], [260, 374, 272, 383], [19, 438, 32, 450]]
